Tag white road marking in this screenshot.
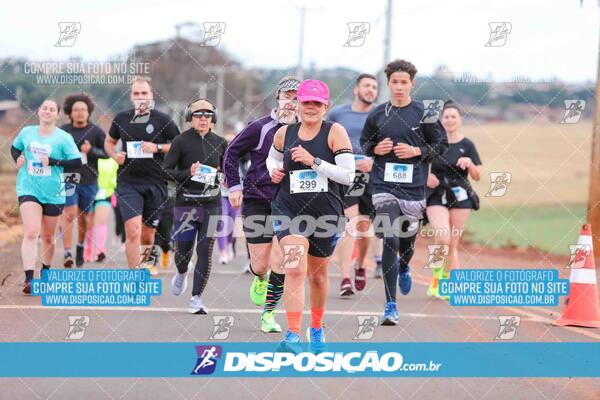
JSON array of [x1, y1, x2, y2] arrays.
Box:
[[0, 304, 536, 322]]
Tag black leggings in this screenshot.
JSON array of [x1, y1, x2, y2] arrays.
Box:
[[114, 202, 126, 244], [154, 207, 173, 253], [374, 200, 420, 303], [172, 204, 220, 297]]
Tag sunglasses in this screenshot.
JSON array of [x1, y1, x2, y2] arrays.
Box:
[[192, 111, 214, 119]]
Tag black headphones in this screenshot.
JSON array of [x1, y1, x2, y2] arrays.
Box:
[[184, 98, 218, 123]]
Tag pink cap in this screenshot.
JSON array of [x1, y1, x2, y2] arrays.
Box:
[[297, 79, 329, 105]]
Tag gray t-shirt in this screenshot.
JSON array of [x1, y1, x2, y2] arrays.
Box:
[[327, 103, 372, 154]]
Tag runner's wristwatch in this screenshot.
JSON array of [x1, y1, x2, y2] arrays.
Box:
[[157, 144, 163, 153], [312, 157, 322, 170]]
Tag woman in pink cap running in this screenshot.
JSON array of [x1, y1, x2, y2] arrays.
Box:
[[266, 79, 356, 353]]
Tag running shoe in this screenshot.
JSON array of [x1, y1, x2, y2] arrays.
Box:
[[64, 252, 74, 269], [75, 245, 85, 268], [398, 266, 412, 295], [306, 327, 327, 353], [439, 270, 450, 300], [226, 243, 234, 262], [427, 267, 442, 297], [374, 260, 383, 279], [189, 295, 207, 314], [276, 331, 302, 354], [22, 281, 31, 295], [96, 252, 106, 263], [250, 275, 268, 306], [171, 271, 188, 296], [261, 311, 282, 333], [148, 265, 159, 276], [339, 278, 354, 296], [354, 261, 367, 291], [381, 301, 398, 326], [219, 253, 228, 264], [138, 248, 158, 276]]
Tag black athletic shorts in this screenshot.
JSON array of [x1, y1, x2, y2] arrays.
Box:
[[18, 195, 64, 217], [343, 190, 375, 219], [342, 171, 375, 219], [242, 198, 274, 245], [116, 182, 167, 228], [272, 206, 342, 258]]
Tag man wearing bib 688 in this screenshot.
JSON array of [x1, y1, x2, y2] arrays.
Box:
[[360, 59, 448, 325]]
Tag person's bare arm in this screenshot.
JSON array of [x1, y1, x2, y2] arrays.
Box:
[[105, 136, 126, 165]]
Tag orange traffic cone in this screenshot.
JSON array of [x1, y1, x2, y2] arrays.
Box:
[[554, 224, 600, 328]]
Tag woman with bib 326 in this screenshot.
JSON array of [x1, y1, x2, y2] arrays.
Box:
[[12, 99, 82, 293]]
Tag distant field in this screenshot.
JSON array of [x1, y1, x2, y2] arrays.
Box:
[[448, 120, 591, 254], [463, 120, 591, 207], [464, 204, 587, 255]]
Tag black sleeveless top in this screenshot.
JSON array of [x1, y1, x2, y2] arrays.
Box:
[[273, 121, 344, 217]]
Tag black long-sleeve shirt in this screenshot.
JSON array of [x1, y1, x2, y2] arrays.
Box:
[[60, 123, 108, 185], [360, 101, 448, 201], [162, 128, 227, 205]]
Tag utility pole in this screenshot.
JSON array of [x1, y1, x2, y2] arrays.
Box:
[[204, 66, 239, 135], [216, 68, 225, 134], [296, 6, 306, 79], [587, 1, 600, 259], [380, 0, 393, 101]]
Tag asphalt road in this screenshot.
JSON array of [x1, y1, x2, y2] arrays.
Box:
[[0, 235, 599, 399]]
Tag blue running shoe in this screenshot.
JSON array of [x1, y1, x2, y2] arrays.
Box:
[[306, 327, 327, 353], [276, 331, 302, 354], [381, 301, 398, 325], [398, 266, 412, 295]]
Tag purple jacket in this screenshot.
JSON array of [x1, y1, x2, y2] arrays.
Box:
[[223, 109, 282, 201]]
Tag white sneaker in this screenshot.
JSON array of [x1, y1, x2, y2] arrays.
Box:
[[189, 295, 207, 314], [219, 254, 228, 264], [170, 272, 188, 296], [226, 243, 234, 262]]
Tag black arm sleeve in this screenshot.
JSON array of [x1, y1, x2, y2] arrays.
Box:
[[419, 121, 448, 163], [48, 158, 83, 168], [162, 138, 190, 183], [10, 146, 21, 162]]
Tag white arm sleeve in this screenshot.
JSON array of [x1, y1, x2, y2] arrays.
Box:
[[266, 145, 284, 177], [315, 152, 355, 186]]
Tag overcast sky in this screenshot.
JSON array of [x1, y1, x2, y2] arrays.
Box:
[[1, 0, 598, 83]]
